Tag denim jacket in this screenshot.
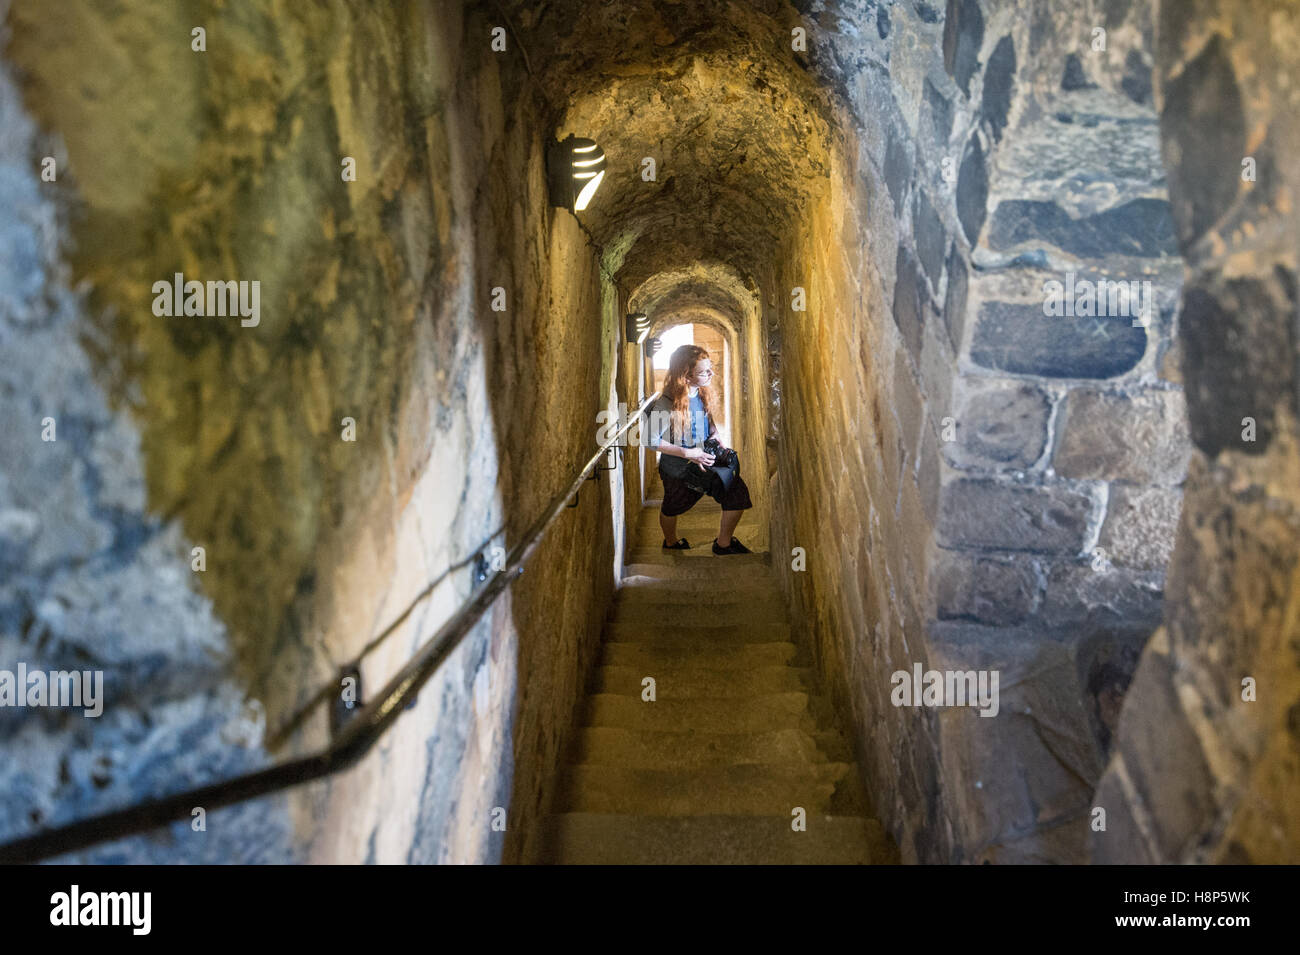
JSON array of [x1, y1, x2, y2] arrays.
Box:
[[645, 392, 712, 449]]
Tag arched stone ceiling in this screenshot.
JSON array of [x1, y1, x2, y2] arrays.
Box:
[[505, 0, 844, 285], [647, 306, 735, 342], [628, 263, 759, 337]]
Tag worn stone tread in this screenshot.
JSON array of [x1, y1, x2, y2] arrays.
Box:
[[539, 813, 894, 864], [600, 641, 802, 668], [544, 505, 897, 863], [583, 692, 819, 733], [603, 621, 792, 644], [571, 726, 832, 768], [558, 761, 853, 815], [593, 664, 813, 698]]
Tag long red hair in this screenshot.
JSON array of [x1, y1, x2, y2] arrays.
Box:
[[661, 344, 719, 443]]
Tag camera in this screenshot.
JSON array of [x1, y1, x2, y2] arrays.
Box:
[[702, 436, 737, 469]]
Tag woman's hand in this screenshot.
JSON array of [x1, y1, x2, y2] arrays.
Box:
[[684, 446, 715, 469]]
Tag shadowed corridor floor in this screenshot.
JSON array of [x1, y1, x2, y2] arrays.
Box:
[[539, 497, 899, 864]]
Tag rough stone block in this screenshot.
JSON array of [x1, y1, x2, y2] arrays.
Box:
[[956, 134, 987, 245], [1037, 560, 1165, 634], [937, 478, 1096, 554], [988, 198, 1177, 259], [884, 133, 912, 212], [946, 381, 1050, 470], [932, 550, 1039, 625], [1052, 388, 1190, 485], [1179, 270, 1297, 458], [1160, 475, 1300, 732], [1098, 484, 1183, 570], [928, 622, 1103, 858], [892, 245, 926, 362], [893, 350, 925, 456], [942, 244, 968, 352], [1112, 632, 1216, 861], [970, 301, 1147, 379], [1160, 34, 1245, 253], [913, 189, 947, 295], [941, 0, 983, 96], [981, 36, 1015, 143], [924, 78, 952, 146]]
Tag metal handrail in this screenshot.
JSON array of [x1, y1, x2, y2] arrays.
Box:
[[0, 393, 660, 864]]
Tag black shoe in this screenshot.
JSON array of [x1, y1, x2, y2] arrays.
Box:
[[662, 538, 691, 550], [712, 537, 752, 555]]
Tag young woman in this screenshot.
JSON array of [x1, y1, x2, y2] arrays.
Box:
[[644, 344, 754, 554]]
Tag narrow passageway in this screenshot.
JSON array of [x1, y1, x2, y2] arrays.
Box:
[[0, 0, 1297, 868], [538, 309, 880, 861], [542, 499, 897, 863]]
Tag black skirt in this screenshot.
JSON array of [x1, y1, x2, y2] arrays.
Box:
[[659, 462, 754, 517]]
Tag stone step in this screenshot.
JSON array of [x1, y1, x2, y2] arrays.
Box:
[[631, 521, 757, 538], [538, 813, 893, 864], [609, 599, 787, 625], [610, 603, 788, 627], [542, 501, 897, 863], [603, 622, 792, 644], [557, 762, 857, 815], [633, 522, 763, 543], [627, 549, 771, 565], [571, 726, 831, 769], [581, 692, 820, 734], [636, 514, 728, 532], [623, 558, 771, 580], [619, 573, 779, 595], [612, 594, 787, 617], [593, 664, 813, 699], [601, 641, 802, 669], [636, 504, 721, 518]]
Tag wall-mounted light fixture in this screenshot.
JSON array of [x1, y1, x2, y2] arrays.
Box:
[[647, 336, 662, 358], [626, 312, 650, 345], [547, 134, 607, 212]]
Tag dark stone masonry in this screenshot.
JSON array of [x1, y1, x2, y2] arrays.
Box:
[[0, 0, 1295, 866]]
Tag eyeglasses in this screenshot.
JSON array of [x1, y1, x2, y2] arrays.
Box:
[[696, 369, 714, 377]]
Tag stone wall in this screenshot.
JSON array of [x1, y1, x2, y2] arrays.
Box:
[[1092, 0, 1300, 864], [0, 27, 296, 861], [773, 0, 1190, 862], [1, 0, 616, 863], [6, 0, 1291, 867], [491, 0, 1198, 864]]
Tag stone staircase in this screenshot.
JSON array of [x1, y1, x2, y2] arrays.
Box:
[[538, 500, 898, 864]]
